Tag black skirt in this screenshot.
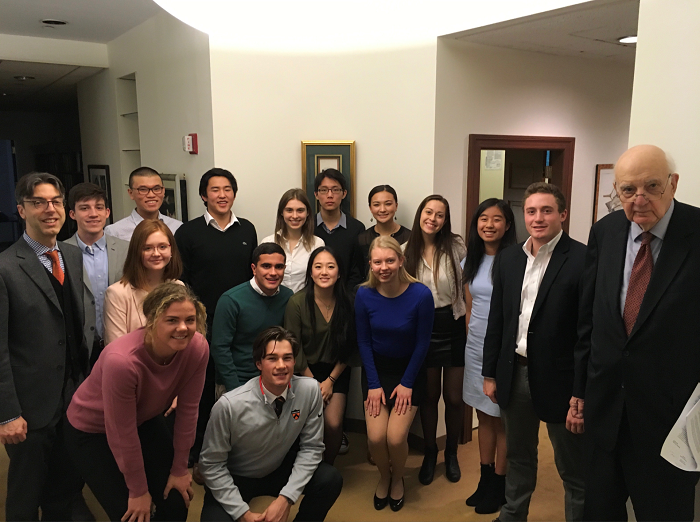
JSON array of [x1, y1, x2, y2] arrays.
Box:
[[361, 351, 427, 409], [307, 361, 351, 395], [424, 305, 467, 368]]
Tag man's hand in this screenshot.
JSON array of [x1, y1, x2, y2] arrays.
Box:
[[483, 378, 498, 404], [256, 496, 291, 522], [237, 510, 263, 522], [565, 396, 585, 434], [163, 472, 194, 508], [0, 416, 27, 444], [121, 492, 152, 522]]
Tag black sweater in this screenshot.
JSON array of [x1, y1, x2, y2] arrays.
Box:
[[315, 214, 366, 290]]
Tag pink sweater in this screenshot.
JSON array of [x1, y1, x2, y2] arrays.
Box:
[[67, 328, 209, 498]]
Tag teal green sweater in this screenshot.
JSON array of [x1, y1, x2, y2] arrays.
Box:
[[211, 281, 293, 390]]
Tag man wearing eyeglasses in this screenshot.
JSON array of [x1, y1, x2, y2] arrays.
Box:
[[104, 166, 182, 241], [0, 172, 89, 520], [569, 144, 700, 520]]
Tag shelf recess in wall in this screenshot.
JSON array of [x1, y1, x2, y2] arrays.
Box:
[[120, 112, 138, 117], [121, 149, 141, 152]]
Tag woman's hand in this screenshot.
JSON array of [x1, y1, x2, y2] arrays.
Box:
[[164, 396, 178, 417], [121, 492, 152, 522], [364, 387, 385, 418], [319, 378, 334, 405], [390, 384, 413, 415], [163, 473, 194, 508]]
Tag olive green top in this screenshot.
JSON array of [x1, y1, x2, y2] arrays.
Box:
[[284, 289, 336, 373]]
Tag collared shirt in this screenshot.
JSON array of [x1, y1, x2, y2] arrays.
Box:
[[316, 212, 347, 234], [261, 381, 289, 403], [76, 234, 109, 337], [104, 209, 182, 241], [515, 230, 563, 357], [23, 232, 64, 273], [250, 276, 281, 297], [260, 233, 325, 293], [417, 253, 454, 308], [620, 200, 674, 314], [204, 210, 239, 232]]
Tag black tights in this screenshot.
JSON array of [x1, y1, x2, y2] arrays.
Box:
[[420, 366, 465, 452]]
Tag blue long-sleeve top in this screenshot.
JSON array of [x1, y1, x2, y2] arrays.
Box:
[[355, 283, 435, 389]]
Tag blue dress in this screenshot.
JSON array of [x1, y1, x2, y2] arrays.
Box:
[[462, 255, 501, 417]]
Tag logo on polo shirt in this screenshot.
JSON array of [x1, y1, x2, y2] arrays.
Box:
[[291, 409, 300, 421]]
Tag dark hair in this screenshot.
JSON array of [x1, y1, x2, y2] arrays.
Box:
[[252, 242, 286, 265], [15, 172, 65, 205], [313, 168, 347, 192], [463, 199, 517, 284], [367, 185, 398, 206], [252, 326, 300, 364], [121, 219, 183, 290], [274, 189, 316, 251], [404, 195, 461, 290], [128, 166, 161, 188], [523, 182, 567, 212], [199, 168, 238, 207], [142, 282, 208, 343], [303, 247, 354, 363], [68, 182, 107, 210]]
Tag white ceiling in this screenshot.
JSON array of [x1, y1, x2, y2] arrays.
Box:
[[449, 0, 639, 63]]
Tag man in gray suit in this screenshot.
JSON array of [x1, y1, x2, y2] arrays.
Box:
[[65, 183, 128, 365], [0, 172, 89, 520]]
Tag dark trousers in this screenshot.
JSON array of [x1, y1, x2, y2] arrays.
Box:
[[5, 404, 82, 521], [201, 448, 343, 522], [64, 415, 188, 522], [584, 410, 699, 521], [192, 354, 217, 462]]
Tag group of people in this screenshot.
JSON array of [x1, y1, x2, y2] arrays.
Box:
[[1, 143, 699, 522]]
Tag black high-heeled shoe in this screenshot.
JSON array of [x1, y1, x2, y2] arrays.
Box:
[[374, 479, 390, 510], [389, 478, 405, 512]]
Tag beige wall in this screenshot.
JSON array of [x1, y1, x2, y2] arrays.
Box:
[[433, 38, 635, 242]]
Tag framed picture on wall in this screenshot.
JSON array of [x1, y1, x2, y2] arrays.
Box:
[[87, 164, 114, 224], [160, 173, 188, 222], [593, 164, 620, 223], [301, 141, 356, 217]]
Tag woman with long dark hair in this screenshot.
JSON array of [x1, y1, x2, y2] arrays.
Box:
[[462, 198, 516, 514], [284, 246, 354, 464], [403, 195, 467, 485]]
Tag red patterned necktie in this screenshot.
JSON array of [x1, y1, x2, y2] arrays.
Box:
[[623, 232, 653, 335], [45, 250, 64, 285]]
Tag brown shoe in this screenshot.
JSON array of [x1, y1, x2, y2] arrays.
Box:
[[192, 463, 205, 485]]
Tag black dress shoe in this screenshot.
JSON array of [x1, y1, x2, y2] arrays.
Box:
[[389, 478, 405, 512], [444, 449, 461, 482], [418, 444, 438, 485], [374, 480, 390, 510]]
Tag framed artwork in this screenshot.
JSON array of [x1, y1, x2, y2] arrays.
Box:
[[301, 141, 356, 217], [593, 164, 620, 223], [87, 164, 113, 224], [160, 173, 188, 222]]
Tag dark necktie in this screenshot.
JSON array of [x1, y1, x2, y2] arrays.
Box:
[[273, 396, 285, 418], [45, 250, 64, 285], [623, 232, 654, 335]]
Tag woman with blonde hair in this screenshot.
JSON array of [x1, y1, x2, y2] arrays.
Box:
[[261, 188, 324, 293], [65, 282, 209, 522], [355, 236, 434, 511], [103, 219, 184, 345]]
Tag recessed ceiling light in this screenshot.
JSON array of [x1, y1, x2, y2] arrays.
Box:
[[618, 35, 637, 44], [14, 76, 35, 81], [41, 19, 68, 26]]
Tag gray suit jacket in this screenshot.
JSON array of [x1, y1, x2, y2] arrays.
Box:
[[0, 238, 89, 430], [65, 233, 129, 351]]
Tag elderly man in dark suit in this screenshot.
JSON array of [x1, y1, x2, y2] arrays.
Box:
[[569, 144, 700, 521], [483, 182, 586, 521], [0, 172, 89, 520]]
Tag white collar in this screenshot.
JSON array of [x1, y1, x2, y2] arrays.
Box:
[[204, 209, 239, 231], [523, 229, 563, 259], [250, 276, 281, 296]]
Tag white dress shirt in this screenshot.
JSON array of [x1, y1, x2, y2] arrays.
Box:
[[204, 210, 239, 232], [260, 233, 325, 293], [515, 230, 563, 358], [104, 209, 182, 241]]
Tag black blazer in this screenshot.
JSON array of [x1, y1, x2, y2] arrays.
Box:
[[483, 232, 586, 423], [574, 201, 700, 454]]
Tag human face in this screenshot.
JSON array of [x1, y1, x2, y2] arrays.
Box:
[[614, 145, 677, 231], [523, 193, 567, 245], [252, 253, 286, 296], [128, 175, 164, 216], [202, 176, 235, 218], [477, 206, 509, 247], [141, 231, 172, 273], [256, 339, 295, 393], [420, 200, 446, 236], [370, 191, 397, 225], [370, 247, 403, 285], [152, 300, 197, 355], [315, 177, 346, 212], [69, 198, 110, 240], [283, 199, 308, 232], [17, 183, 65, 246], [311, 251, 339, 290]]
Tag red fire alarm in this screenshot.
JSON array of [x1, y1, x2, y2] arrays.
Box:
[[183, 133, 198, 154]]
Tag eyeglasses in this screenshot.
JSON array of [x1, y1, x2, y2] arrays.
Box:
[[316, 187, 343, 195], [143, 244, 171, 254], [132, 185, 164, 196], [615, 174, 672, 203], [23, 198, 65, 210]]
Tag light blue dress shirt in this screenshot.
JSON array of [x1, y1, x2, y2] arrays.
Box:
[[76, 234, 109, 338], [316, 212, 347, 234]]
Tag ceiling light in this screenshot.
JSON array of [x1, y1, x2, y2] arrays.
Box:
[[41, 19, 68, 26], [14, 76, 35, 81], [618, 35, 637, 44]]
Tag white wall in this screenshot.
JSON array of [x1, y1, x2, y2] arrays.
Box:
[[0, 34, 108, 67], [433, 38, 635, 242], [628, 0, 700, 206]]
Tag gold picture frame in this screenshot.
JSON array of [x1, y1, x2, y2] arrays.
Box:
[[301, 141, 356, 217]]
